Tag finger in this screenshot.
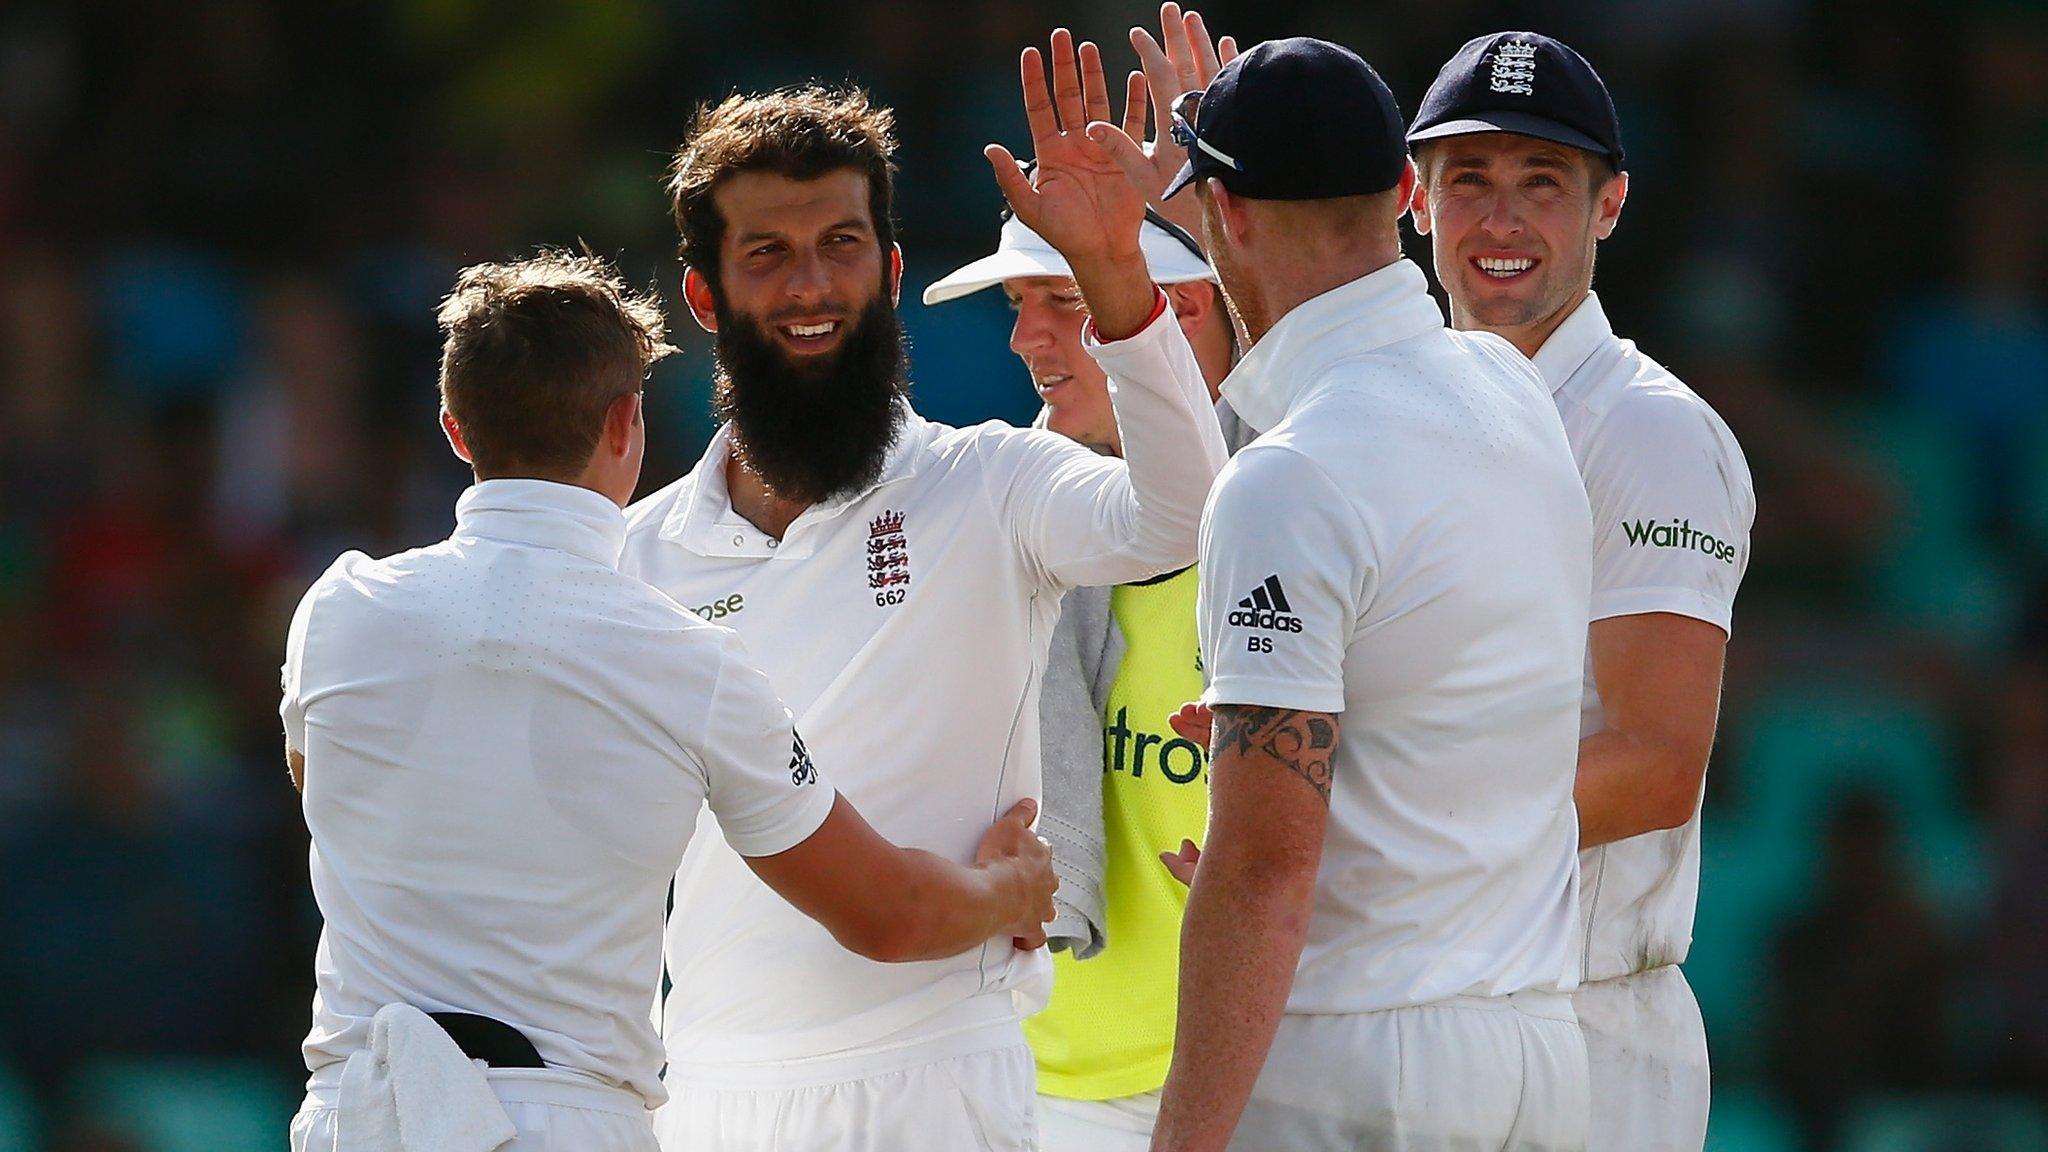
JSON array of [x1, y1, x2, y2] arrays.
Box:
[[1014, 929, 1048, 951], [1018, 47, 1058, 148], [1079, 41, 1114, 128], [1050, 28, 1086, 133], [1130, 28, 1182, 141], [1158, 1, 1195, 91], [999, 796, 1040, 826], [1120, 70, 1148, 142], [1085, 121, 1153, 188], [985, 145, 1035, 214], [1218, 34, 1239, 65], [1187, 10, 1223, 85]]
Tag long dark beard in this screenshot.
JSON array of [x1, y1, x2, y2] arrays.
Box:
[[711, 290, 910, 505]]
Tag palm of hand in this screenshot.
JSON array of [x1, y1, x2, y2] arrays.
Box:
[[1024, 139, 1147, 263]]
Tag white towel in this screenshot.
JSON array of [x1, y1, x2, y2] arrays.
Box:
[[336, 1004, 519, 1152]]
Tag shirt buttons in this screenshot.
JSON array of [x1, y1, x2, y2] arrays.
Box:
[[768, 539, 779, 549], [732, 534, 744, 545]]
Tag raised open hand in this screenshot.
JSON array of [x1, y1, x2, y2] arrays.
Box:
[[1129, 3, 1239, 237], [985, 29, 1152, 273]]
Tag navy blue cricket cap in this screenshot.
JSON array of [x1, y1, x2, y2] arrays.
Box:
[[1162, 37, 1408, 202], [1406, 32, 1625, 167]]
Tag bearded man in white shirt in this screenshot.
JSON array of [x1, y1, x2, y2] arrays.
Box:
[[620, 36, 1228, 1152], [1407, 32, 1756, 1152], [282, 253, 1055, 1152]]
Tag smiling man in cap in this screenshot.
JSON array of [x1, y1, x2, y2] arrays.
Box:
[[1407, 32, 1756, 1152], [1143, 35, 1594, 1152]]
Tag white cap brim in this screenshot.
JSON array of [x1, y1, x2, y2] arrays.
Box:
[[923, 215, 1216, 305]]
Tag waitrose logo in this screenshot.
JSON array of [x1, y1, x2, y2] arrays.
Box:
[[1623, 518, 1736, 564]]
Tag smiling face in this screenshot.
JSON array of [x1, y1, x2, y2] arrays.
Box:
[[1002, 276, 1119, 455], [683, 167, 911, 505], [695, 167, 895, 357], [1411, 133, 1626, 354]]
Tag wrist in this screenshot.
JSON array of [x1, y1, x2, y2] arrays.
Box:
[[1084, 282, 1169, 344], [1067, 245, 1149, 282], [972, 857, 1019, 937]]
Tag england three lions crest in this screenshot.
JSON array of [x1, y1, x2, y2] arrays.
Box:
[[867, 510, 910, 604], [1489, 40, 1537, 96]]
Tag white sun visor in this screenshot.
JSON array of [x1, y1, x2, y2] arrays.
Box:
[[922, 214, 1217, 305]]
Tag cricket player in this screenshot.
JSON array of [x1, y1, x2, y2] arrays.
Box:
[[927, 196, 1236, 1152], [1141, 39, 1595, 1151], [282, 254, 1057, 1152], [620, 38, 1227, 1151], [1407, 32, 1757, 1152]]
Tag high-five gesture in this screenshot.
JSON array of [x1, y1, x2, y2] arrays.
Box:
[[986, 29, 1158, 338], [1130, 3, 1239, 239]]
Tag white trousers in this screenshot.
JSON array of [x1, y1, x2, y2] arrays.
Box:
[[1574, 965, 1710, 1152], [1037, 1092, 1159, 1152], [653, 1040, 1037, 1152], [1231, 992, 1590, 1152], [291, 1067, 657, 1152]]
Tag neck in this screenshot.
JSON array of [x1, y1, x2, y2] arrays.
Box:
[[1456, 286, 1591, 359], [1242, 243, 1403, 345], [477, 468, 626, 509], [724, 453, 810, 539]]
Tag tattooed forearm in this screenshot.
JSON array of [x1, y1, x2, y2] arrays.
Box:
[[1210, 706, 1340, 804]]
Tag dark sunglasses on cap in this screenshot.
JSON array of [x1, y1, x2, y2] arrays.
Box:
[[1168, 90, 1243, 173]]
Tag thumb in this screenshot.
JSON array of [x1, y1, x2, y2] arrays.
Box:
[[1085, 122, 1151, 184], [1000, 797, 1040, 827], [985, 144, 1034, 211]]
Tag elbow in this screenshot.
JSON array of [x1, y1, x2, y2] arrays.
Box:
[[1645, 750, 1710, 832], [833, 911, 912, 963], [835, 902, 943, 964]]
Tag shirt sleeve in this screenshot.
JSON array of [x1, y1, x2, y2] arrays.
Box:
[[1582, 390, 1755, 634], [696, 634, 839, 858], [279, 582, 316, 756], [1198, 446, 1375, 714], [279, 553, 361, 755], [983, 302, 1229, 589]]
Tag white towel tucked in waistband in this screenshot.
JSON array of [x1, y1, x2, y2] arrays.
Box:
[[336, 1003, 518, 1152]]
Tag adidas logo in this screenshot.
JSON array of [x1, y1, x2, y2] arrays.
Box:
[[1228, 574, 1304, 632]]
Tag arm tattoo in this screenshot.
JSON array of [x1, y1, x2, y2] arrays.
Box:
[[1210, 706, 1339, 805]]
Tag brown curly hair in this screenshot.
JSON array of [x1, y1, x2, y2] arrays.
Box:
[[667, 85, 899, 289]]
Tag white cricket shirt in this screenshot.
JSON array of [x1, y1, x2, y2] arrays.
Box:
[[1197, 259, 1594, 1014], [282, 479, 835, 1108], [1534, 293, 1755, 984], [620, 305, 1227, 1070]]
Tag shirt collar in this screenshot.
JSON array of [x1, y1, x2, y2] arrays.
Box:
[[454, 478, 627, 568], [1219, 259, 1444, 431], [1530, 291, 1611, 396], [661, 401, 928, 548]]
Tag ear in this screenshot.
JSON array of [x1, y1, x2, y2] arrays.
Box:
[[1401, 159, 1431, 234], [887, 244, 904, 307], [1593, 170, 1629, 241], [1165, 280, 1215, 338], [1207, 178, 1249, 248], [440, 408, 474, 464], [682, 267, 719, 333], [602, 391, 642, 459]]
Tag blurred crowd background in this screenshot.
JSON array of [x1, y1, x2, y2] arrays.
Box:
[[0, 1, 2043, 1149]]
